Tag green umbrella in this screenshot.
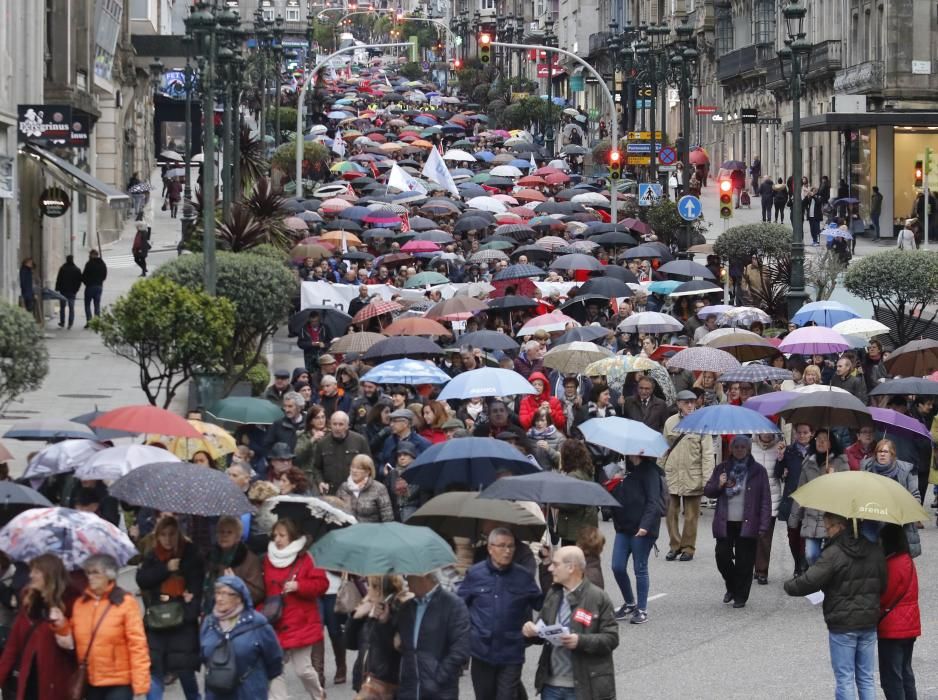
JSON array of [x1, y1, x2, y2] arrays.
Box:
[[403, 271, 449, 288], [206, 397, 284, 425], [479, 240, 514, 251], [792, 471, 930, 526], [309, 522, 456, 575], [471, 172, 492, 183]]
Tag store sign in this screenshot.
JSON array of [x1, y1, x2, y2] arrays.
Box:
[[569, 74, 584, 92], [536, 64, 566, 78], [17, 105, 73, 147], [695, 105, 717, 115], [70, 115, 90, 148], [740, 108, 758, 124], [39, 186, 70, 218]]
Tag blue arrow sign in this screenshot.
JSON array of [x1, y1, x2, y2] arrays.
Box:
[[678, 195, 702, 221]]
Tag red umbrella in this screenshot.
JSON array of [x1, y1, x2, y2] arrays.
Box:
[[91, 406, 202, 438], [401, 240, 441, 253], [689, 146, 710, 165], [545, 173, 570, 185], [352, 300, 404, 324]]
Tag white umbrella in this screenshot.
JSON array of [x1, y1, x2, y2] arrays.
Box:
[[548, 159, 571, 171], [832, 318, 890, 340], [309, 124, 329, 135], [793, 384, 850, 394], [24, 440, 107, 479], [159, 150, 183, 161], [504, 137, 529, 147], [699, 327, 761, 345], [466, 196, 508, 213], [562, 107, 579, 117], [543, 342, 614, 374], [490, 165, 523, 178], [617, 312, 685, 335], [443, 149, 476, 162], [75, 444, 181, 482], [571, 192, 610, 206]]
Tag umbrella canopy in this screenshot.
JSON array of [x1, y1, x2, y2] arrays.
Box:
[[206, 397, 285, 425], [658, 260, 716, 279], [577, 277, 638, 297], [706, 334, 780, 362], [437, 367, 536, 401], [718, 366, 793, 383], [91, 405, 202, 438], [309, 522, 456, 575], [0, 507, 137, 569], [869, 377, 938, 397], [457, 330, 521, 351], [288, 307, 354, 338], [362, 336, 444, 361], [549, 253, 603, 272], [791, 300, 860, 328], [403, 270, 449, 287], [360, 358, 452, 385], [5, 419, 96, 441], [664, 346, 741, 375], [75, 444, 181, 481], [743, 391, 801, 417], [617, 312, 684, 335], [870, 407, 933, 443], [578, 417, 669, 457], [108, 462, 252, 516], [884, 339, 938, 377], [493, 264, 546, 282], [23, 439, 106, 478], [716, 306, 772, 327], [777, 391, 873, 429], [330, 331, 387, 355], [542, 341, 613, 375], [351, 299, 404, 324], [479, 471, 620, 507], [403, 438, 541, 492], [552, 326, 613, 346], [791, 471, 929, 525], [672, 405, 781, 435], [778, 327, 852, 355], [425, 296, 488, 320], [407, 492, 546, 541], [831, 318, 890, 340], [268, 494, 357, 541], [0, 482, 53, 526], [381, 317, 451, 337]]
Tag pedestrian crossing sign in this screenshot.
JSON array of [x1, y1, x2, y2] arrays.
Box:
[[638, 183, 662, 207]]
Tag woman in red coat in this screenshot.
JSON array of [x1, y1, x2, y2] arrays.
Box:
[[264, 518, 329, 700], [518, 371, 567, 432], [419, 401, 449, 444], [0, 554, 78, 700], [877, 524, 920, 699]]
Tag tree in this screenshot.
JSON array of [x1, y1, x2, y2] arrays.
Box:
[[157, 251, 297, 395], [91, 277, 234, 408], [0, 303, 48, 414], [645, 199, 707, 248], [805, 249, 847, 301], [713, 223, 792, 261], [844, 249, 938, 346], [271, 140, 330, 182]]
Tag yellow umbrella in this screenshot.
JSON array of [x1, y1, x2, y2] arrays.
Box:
[[792, 471, 930, 525], [151, 420, 237, 460]]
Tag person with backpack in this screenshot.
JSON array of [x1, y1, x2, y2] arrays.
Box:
[[609, 452, 663, 625], [200, 574, 283, 700], [703, 435, 772, 609], [132, 221, 152, 277]]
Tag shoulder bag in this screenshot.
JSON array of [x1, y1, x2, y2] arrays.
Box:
[[205, 622, 264, 693], [68, 602, 112, 700], [145, 598, 185, 630], [334, 573, 363, 615], [261, 560, 299, 625]]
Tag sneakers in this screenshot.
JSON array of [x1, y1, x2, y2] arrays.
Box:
[[614, 603, 637, 621], [665, 550, 679, 561], [630, 609, 648, 625], [678, 552, 694, 562]]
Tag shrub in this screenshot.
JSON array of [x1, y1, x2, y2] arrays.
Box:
[[0, 303, 49, 413]]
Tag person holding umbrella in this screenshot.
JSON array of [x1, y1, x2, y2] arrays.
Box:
[[861, 440, 921, 558], [789, 429, 848, 566], [344, 575, 410, 695]]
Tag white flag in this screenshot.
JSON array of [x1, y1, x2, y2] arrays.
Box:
[[388, 163, 428, 195], [341, 231, 349, 253], [421, 146, 459, 196], [332, 128, 346, 157], [530, 151, 537, 171]]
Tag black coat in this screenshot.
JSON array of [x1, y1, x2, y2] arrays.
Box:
[[135, 541, 205, 675], [611, 458, 662, 538], [81, 258, 108, 286], [775, 444, 808, 522], [344, 600, 403, 690], [55, 262, 83, 296]]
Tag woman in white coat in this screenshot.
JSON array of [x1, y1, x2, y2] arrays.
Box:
[[750, 432, 785, 585]]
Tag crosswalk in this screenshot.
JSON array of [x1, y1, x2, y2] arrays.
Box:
[[100, 248, 175, 269]]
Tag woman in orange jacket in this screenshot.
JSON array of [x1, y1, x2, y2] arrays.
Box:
[[53, 553, 151, 699]]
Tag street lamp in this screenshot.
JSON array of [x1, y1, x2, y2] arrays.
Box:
[[665, 15, 698, 249], [272, 16, 285, 148], [778, 0, 812, 318], [544, 16, 556, 157], [635, 23, 670, 184]]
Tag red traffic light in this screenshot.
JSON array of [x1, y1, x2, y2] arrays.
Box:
[[479, 33, 491, 45], [719, 179, 732, 192], [609, 150, 621, 163], [454, 58, 462, 69]]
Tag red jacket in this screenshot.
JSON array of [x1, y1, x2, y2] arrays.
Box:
[[518, 372, 566, 432], [0, 603, 78, 700], [420, 427, 448, 445], [844, 442, 872, 471], [262, 552, 329, 649], [878, 552, 920, 639]]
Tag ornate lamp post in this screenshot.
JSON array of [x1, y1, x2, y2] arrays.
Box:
[[543, 16, 556, 158], [272, 16, 285, 147], [254, 10, 270, 146], [665, 16, 699, 249]]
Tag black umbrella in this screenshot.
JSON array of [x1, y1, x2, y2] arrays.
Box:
[[479, 470, 620, 507], [658, 260, 717, 280], [270, 495, 356, 541], [511, 245, 552, 262], [535, 201, 587, 215], [550, 253, 603, 272], [362, 336, 444, 361], [4, 420, 96, 442], [453, 216, 491, 233], [560, 294, 610, 312], [598, 266, 641, 283], [589, 231, 639, 248], [553, 325, 613, 346], [408, 216, 437, 231], [0, 482, 53, 526], [109, 462, 252, 516], [670, 280, 724, 297], [403, 438, 541, 492], [577, 277, 636, 298], [486, 295, 539, 312], [777, 391, 873, 429], [288, 307, 354, 338], [457, 330, 521, 351], [870, 377, 938, 397], [585, 223, 628, 235], [493, 264, 546, 281], [620, 244, 669, 260]]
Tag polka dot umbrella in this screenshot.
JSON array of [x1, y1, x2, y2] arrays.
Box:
[[108, 462, 252, 516]]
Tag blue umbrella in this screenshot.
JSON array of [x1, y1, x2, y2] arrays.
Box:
[[647, 280, 681, 295], [791, 300, 860, 328], [403, 438, 541, 492], [413, 116, 437, 126], [474, 150, 495, 162], [577, 417, 669, 457], [360, 359, 452, 386], [510, 159, 533, 169], [437, 367, 536, 401], [672, 405, 781, 436]]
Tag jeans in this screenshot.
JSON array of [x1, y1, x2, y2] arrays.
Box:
[[318, 593, 345, 640], [611, 531, 655, 610], [147, 670, 201, 700], [470, 658, 523, 700], [871, 213, 881, 239], [541, 686, 578, 700], [59, 294, 76, 327], [87, 686, 133, 700], [878, 637, 917, 699], [805, 537, 824, 566], [84, 285, 103, 320], [829, 628, 877, 700]]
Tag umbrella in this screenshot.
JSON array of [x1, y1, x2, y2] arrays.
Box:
[[352, 300, 404, 324], [660, 346, 741, 375], [108, 462, 252, 516], [870, 408, 933, 443], [457, 330, 520, 351], [617, 312, 684, 335], [577, 277, 638, 297], [160, 150, 183, 161], [362, 336, 444, 361], [831, 318, 890, 340], [437, 367, 537, 401], [578, 417, 669, 457], [403, 271, 449, 288], [884, 339, 938, 377], [75, 444, 181, 481], [669, 280, 724, 297], [289, 307, 354, 338], [791, 300, 860, 328], [5, 420, 96, 441], [542, 342, 613, 375], [716, 307, 772, 327], [706, 334, 780, 362], [403, 438, 541, 492], [91, 405, 202, 438], [330, 331, 387, 355], [479, 471, 620, 507], [382, 317, 451, 337], [360, 359, 451, 385], [0, 507, 137, 569], [487, 296, 539, 313], [778, 327, 852, 355], [743, 391, 801, 417], [658, 260, 716, 279], [492, 264, 546, 282], [0, 483, 53, 526], [309, 522, 456, 575], [672, 405, 781, 435], [553, 326, 613, 346], [425, 296, 488, 320], [407, 492, 546, 541], [268, 494, 357, 541], [205, 397, 285, 425], [69, 408, 137, 441], [721, 160, 746, 170], [23, 439, 107, 478], [550, 253, 603, 272], [718, 366, 793, 383], [777, 391, 873, 429], [697, 327, 761, 346], [128, 182, 151, 194], [869, 377, 938, 397], [791, 471, 929, 526]]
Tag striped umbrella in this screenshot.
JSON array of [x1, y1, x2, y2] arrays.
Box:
[[351, 300, 404, 324], [331, 332, 387, 354]]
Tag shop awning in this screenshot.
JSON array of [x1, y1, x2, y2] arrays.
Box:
[[790, 111, 938, 132], [21, 144, 130, 208]]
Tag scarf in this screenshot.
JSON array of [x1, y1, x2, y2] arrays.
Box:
[[466, 401, 484, 420], [154, 543, 187, 598], [725, 458, 749, 497], [267, 536, 308, 568], [345, 475, 366, 498], [212, 601, 244, 623], [528, 424, 558, 441], [871, 458, 899, 480]]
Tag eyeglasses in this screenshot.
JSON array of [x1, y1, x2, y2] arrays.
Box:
[[489, 543, 516, 550]]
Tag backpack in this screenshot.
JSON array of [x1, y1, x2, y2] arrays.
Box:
[[652, 464, 669, 518], [204, 622, 263, 693]]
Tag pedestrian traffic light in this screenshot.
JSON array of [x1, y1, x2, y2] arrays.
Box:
[[915, 160, 923, 188], [719, 179, 734, 219], [479, 33, 491, 63], [608, 150, 622, 180]]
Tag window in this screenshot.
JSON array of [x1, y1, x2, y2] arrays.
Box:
[[286, 7, 301, 21], [753, 0, 775, 45], [715, 4, 733, 55], [263, 8, 275, 21], [480, 0, 494, 11]]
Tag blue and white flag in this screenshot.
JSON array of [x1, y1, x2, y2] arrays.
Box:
[[530, 151, 537, 171], [388, 163, 428, 195], [421, 145, 459, 196], [332, 128, 346, 157]]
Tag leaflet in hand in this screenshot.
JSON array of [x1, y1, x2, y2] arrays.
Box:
[[535, 619, 569, 646]]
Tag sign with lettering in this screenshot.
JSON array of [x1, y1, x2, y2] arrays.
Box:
[[17, 105, 72, 147], [39, 186, 70, 218]]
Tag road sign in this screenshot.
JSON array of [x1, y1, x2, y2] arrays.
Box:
[[627, 131, 663, 141], [677, 195, 702, 221], [627, 156, 650, 165], [658, 165, 677, 172], [626, 143, 663, 154], [638, 183, 662, 206], [658, 146, 677, 165], [421, 61, 430, 72]]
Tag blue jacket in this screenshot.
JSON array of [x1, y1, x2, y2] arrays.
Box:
[[200, 576, 283, 700], [378, 430, 432, 468], [457, 559, 543, 665]]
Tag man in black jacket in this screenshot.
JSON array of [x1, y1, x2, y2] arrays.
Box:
[[81, 249, 107, 327], [54, 255, 83, 329], [620, 376, 669, 433]]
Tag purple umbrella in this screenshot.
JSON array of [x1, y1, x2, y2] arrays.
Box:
[[743, 391, 799, 416], [870, 408, 934, 443], [778, 326, 851, 355]]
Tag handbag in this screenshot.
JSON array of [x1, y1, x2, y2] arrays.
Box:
[[261, 561, 299, 625], [68, 602, 112, 700], [145, 600, 185, 630], [334, 573, 363, 615], [355, 675, 398, 700]]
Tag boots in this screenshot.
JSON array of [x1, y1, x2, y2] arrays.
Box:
[[310, 639, 325, 689], [331, 634, 347, 685]]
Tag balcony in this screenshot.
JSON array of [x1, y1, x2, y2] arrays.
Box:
[[807, 40, 842, 78], [588, 31, 612, 57], [834, 60, 885, 95], [716, 44, 774, 84]]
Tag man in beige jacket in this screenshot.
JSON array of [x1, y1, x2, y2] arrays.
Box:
[[660, 390, 715, 561]]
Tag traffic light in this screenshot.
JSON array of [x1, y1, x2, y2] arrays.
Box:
[[915, 160, 923, 188], [719, 179, 734, 219], [479, 33, 491, 63], [608, 150, 622, 180], [454, 58, 462, 69]]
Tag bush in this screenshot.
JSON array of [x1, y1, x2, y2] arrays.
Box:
[[271, 140, 330, 181], [0, 303, 48, 413], [242, 362, 271, 396], [714, 223, 792, 261], [250, 243, 290, 263], [645, 199, 706, 249]]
